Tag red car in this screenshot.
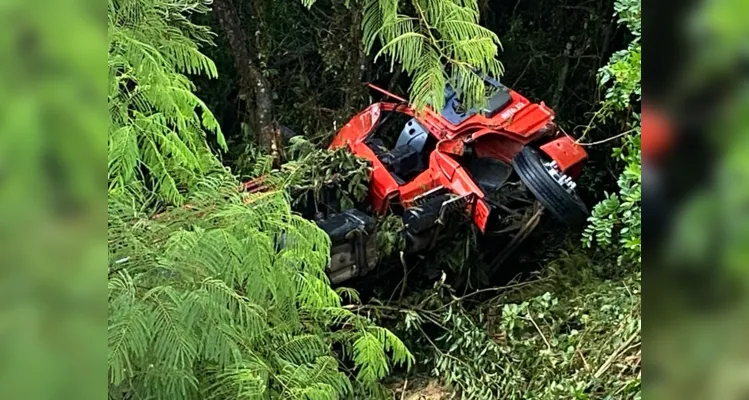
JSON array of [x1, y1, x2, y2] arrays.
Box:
[[303, 77, 588, 283]]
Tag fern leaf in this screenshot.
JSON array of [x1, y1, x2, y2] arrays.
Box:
[[144, 286, 198, 370], [352, 332, 389, 383]]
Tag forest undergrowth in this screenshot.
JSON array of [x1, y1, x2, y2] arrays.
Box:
[[107, 0, 641, 398], [381, 1, 642, 397]]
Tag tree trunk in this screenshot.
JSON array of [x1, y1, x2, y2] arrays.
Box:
[[247, 67, 280, 164], [343, 6, 368, 113], [212, 0, 280, 165]]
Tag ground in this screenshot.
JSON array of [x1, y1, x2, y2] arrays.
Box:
[[389, 377, 453, 400]]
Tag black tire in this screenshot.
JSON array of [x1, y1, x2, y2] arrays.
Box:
[[511, 147, 589, 226]]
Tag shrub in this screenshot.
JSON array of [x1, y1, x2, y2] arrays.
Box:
[[391, 259, 641, 399], [582, 0, 642, 266], [108, 176, 413, 399]]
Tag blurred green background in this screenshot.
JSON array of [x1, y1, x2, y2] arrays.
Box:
[[645, 0, 749, 399], [0, 0, 104, 398]]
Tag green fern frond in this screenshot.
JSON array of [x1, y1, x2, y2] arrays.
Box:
[[274, 334, 330, 365], [142, 362, 200, 398], [335, 287, 361, 304], [108, 125, 140, 191], [204, 360, 270, 400], [108, 0, 224, 204], [360, 0, 503, 111], [370, 326, 414, 368], [409, 48, 446, 111], [144, 286, 199, 370], [109, 295, 151, 385], [109, 0, 422, 394], [278, 356, 353, 399], [353, 332, 390, 383]]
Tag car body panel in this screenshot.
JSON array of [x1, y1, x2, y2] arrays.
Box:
[[329, 82, 588, 233]]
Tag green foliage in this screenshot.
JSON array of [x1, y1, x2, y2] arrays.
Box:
[[108, 176, 413, 399], [265, 140, 372, 211], [301, 0, 502, 112], [376, 214, 406, 256], [597, 0, 641, 115], [393, 263, 641, 399], [108, 0, 226, 204], [108, 1, 415, 397], [597, 42, 641, 114], [363, 0, 503, 111], [583, 125, 642, 265], [583, 0, 642, 266], [613, 0, 641, 37], [429, 304, 504, 399]]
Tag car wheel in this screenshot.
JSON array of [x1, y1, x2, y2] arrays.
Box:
[[511, 146, 589, 226]]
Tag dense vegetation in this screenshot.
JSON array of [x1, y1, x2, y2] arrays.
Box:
[[107, 0, 641, 398]]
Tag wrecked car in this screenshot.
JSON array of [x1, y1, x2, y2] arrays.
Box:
[[256, 77, 589, 283]]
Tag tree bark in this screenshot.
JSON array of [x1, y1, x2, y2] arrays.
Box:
[[212, 0, 280, 165], [343, 6, 368, 113]]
